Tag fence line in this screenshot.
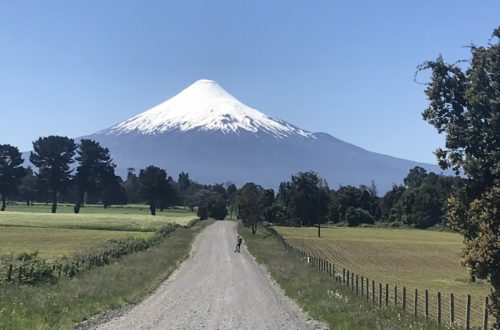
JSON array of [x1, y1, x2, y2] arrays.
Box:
[[270, 229, 491, 330]]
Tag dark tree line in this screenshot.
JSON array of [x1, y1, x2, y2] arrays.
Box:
[[0, 136, 240, 217], [121, 167, 234, 217], [0, 136, 126, 213], [235, 168, 463, 233]]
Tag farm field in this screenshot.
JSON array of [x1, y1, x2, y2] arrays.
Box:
[[0, 208, 196, 232], [275, 226, 492, 328], [4, 203, 194, 216], [0, 205, 197, 259], [0, 227, 152, 260]]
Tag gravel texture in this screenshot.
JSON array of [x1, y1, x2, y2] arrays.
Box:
[[92, 221, 326, 330]]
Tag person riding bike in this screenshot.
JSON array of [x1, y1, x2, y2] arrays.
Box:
[[235, 235, 243, 253]]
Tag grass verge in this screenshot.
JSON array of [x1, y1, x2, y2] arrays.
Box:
[[0, 220, 213, 330], [239, 223, 444, 330]]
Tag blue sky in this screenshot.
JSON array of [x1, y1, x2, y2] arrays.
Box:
[[0, 1, 498, 163]]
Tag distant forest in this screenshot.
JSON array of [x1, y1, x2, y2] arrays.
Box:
[[1, 136, 460, 230]]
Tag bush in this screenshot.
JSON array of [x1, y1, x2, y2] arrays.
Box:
[[0, 252, 56, 285], [206, 195, 227, 220], [0, 224, 178, 286], [197, 205, 208, 220], [345, 207, 375, 227]]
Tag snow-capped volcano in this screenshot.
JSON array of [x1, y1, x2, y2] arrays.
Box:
[[105, 79, 314, 139], [84, 79, 443, 192]]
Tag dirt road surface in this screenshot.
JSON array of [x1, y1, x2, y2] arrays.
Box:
[[94, 221, 326, 330]]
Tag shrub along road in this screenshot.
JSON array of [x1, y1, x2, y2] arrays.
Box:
[[94, 221, 325, 330]]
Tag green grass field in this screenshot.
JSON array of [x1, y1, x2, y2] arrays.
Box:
[[4, 203, 194, 215], [0, 211, 195, 232], [0, 205, 197, 260], [0, 227, 152, 260], [275, 226, 491, 328]]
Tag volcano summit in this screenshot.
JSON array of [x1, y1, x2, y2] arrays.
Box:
[[86, 79, 440, 191], [106, 79, 313, 139]]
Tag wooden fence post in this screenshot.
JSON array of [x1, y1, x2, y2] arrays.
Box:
[[343, 269, 346, 284], [466, 294, 471, 330], [347, 270, 350, 286], [379, 283, 382, 307], [385, 284, 389, 307], [450, 293, 455, 325], [415, 289, 418, 318], [351, 273, 354, 291], [372, 280, 375, 304], [366, 278, 369, 302], [438, 292, 441, 326], [394, 285, 398, 307], [483, 296, 489, 330], [403, 287, 406, 311], [356, 275, 359, 295], [361, 276, 364, 296], [7, 264, 12, 281], [425, 289, 429, 323]]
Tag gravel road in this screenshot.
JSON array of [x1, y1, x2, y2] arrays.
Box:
[[94, 221, 326, 330]]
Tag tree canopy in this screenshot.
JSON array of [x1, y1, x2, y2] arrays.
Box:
[[0, 144, 25, 211], [419, 27, 500, 326], [237, 182, 265, 234], [138, 165, 169, 215], [73, 139, 119, 213], [30, 136, 76, 213]]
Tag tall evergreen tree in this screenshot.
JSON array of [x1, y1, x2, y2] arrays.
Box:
[[0, 144, 25, 211], [18, 167, 37, 206], [73, 139, 117, 213], [178, 171, 191, 192], [138, 165, 169, 215], [226, 182, 238, 219], [30, 136, 76, 213], [123, 168, 140, 203]]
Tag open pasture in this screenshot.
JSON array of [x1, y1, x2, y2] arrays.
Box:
[[0, 227, 152, 260], [5, 203, 194, 216], [0, 206, 197, 260], [0, 209, 196, 232], [275, 226, 492, 327]]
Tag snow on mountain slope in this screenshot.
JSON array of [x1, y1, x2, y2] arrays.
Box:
[[105, 79, 315, 139]]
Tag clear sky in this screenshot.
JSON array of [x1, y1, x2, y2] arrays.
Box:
[[0, 1, 498, 163]]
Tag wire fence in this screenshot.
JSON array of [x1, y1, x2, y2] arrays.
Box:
[[269, 228, 492, 330]]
